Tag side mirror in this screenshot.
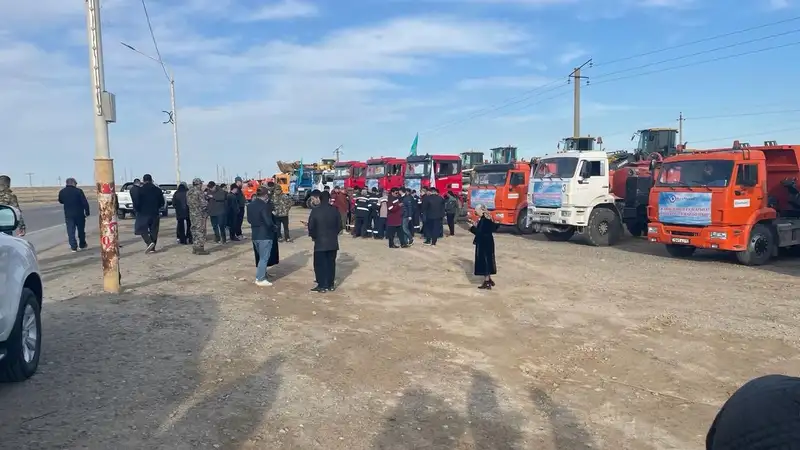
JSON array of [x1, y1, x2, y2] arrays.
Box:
[[0, 205, 20, 233]]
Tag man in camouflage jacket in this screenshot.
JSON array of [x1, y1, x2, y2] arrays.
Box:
[[0, 175, 25, 236], [271, 182, 292, 242], [187, 178, 209, 255]]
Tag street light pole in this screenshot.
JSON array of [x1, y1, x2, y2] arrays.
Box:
[[86, 0, 121, 293], [120, 42, 181, 183]]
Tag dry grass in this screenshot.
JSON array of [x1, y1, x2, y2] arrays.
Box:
[[13, 186, 97, 205]]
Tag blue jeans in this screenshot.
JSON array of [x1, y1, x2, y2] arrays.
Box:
[[254, 239, 274, 281], [402, 217, 413, 241], [66, 216, 87, 250]]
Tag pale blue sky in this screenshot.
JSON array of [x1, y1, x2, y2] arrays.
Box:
[[1, 0, 798, 186]]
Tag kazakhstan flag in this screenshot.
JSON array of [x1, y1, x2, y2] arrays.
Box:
[[409, 133, 418, 156]]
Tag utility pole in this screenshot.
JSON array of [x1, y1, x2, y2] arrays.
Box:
[[257, 170, 262, 179], [333, 145, 343, 162], [85, 0, 121, 293], [58, 176, 62, 186], [25, 173, 34, 187], [216, 164, 220, 181], [568, 58, 592, 138], [677, 112, 684, 148]]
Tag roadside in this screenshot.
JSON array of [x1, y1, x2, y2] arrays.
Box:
[[1, 211, 798, 449]]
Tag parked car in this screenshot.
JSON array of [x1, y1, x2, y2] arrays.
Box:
[[116, 182, 168, 219], [0, 205, 43, 381], [159, 183, 178, 208]]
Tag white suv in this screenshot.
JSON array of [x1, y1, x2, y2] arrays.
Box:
[[0, 205, 43, 381]]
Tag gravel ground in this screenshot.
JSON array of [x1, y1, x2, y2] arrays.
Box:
[[1, 210, 798, 449]]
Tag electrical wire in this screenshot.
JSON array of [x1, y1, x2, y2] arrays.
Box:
[[420, 16, 800, 135], [591, 28, 800, 81], [140, 0, 169, 81], [593, 15, 800, 67]]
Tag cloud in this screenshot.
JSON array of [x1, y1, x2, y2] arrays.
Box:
[[636, 0, 696, 8], [0, 10, 532, 183], [456, 75, 553, 90], [244, 0, 319, 21], [768, 0, 790, 9], [557, 47, 588, 65]]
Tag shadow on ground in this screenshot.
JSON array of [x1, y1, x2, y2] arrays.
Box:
[[0, 292, 283, 448]]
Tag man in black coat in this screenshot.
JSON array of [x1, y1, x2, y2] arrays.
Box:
[[131, 173, 165, 253], [171, 183, 192, 245], [247, 187, 277, 286], [57, 177, 90, 252], [422, 187, 445, 246], [307, 190, 342, 292], [233, 176, 246, 239]]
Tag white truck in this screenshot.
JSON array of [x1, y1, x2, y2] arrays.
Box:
[[526, 137, 624, 246], [116, 182, 169, 220]]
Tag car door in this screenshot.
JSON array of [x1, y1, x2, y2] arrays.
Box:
[[575, 159, 606, 205]]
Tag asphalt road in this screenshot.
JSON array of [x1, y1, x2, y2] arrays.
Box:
[[19, 203, 99, 253]]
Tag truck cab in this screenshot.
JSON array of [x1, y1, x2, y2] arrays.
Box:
[[366, 157, 405, 192], [274, 173, 290, 194], [333, 161, 366, 190], [647, 141, 800, 265], [467, 161, 533, 234], [527, 137, 624, 245], [490, 146, 517, 164], [405, 154, 462, 194]]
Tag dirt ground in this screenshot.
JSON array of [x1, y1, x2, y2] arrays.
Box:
[[1, 209, 798, 449]]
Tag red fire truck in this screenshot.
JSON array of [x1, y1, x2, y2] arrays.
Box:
[[333, 161, 367, 190], [365, 157, 406, 192], [404, 154, 463, 195]]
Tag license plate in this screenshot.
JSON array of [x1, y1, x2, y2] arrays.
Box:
[[533, 215, 551, 222], [671, 237, 690, 244]]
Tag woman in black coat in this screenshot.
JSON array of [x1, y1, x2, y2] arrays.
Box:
[[469, 204, 498, 289]]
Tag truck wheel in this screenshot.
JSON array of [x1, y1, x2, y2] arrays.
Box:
[[665, 244, 696, 258], [0, 288, 42, 382], [305, 197, 315, 209], [516, 208, 534, 235], [117, 211, 126, 220], [586, 208, 621, 246], [543, 229, 575, 241], [626, 221, 645, 237], [735, 224, 774, 266]]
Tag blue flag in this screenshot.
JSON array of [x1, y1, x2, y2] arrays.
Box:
[[298, 158, 304, 180], [409, 133, 418, 156]]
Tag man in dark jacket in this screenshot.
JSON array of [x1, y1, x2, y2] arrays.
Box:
[[226, 184, 242, 241], [353, 188, 370, 238], [307, 190, 342, 292], [207, 182, 228, 244], [233, 176, 246, 239], [129, 178, 141, 218], [401, 188, 415, 245], [247, 187, 276, 287], [422, 187, 445, 246], [58, 177, 90, 252], [386, 188, 408, 248], [131, 174, 165, 253], [172, 183, 192, 245]]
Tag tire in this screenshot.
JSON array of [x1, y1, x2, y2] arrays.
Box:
[[543, 229, 575, 241], [305, 196, 315, 209], [0, 288, 42, 382], [516, 208, 534, 235], [117, 211, 126, 220], [735, 223, 774, 266], [665, 244, 696, 258], [626, 221, 646, 237], [586, 208, 622, 246]]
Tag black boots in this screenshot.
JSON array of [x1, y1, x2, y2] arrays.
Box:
[[478, 279, 496, 290]]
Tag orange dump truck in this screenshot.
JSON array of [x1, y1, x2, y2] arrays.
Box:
[[466, 161, 535, 234], [647, 140, 800, 265]]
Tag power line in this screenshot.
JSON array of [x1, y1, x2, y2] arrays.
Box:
[[594, 15, 800, 67], [592, 28, 800, 81], [139, 0, 169, 81]]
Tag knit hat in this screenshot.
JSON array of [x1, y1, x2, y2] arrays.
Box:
[[235, 176, 242, 182]]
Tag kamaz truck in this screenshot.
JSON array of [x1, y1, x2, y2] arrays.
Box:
[[365, 157, 406, 192], [404, 154, 462, 194], [333, 161, 367, 190], [467, 161, 535, 234], [647, 140, 800, 265]]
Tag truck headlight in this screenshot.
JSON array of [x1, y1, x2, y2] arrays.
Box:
[[560, 210, 571, 217], [647, 226, 657, 234], [710, 231, 727, 239]]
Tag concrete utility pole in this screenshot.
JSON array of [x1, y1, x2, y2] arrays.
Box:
[[85, 0, 121, 293], [25, 173, 34, 187], [120, 42, 181, 183], [677, 112, 684, 148], [568, 58, 592, 138]]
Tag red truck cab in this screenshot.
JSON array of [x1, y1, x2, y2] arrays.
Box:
[[366, 157, 405, 192], [333, 161, 366, 190], [405, 154, 462, 195]]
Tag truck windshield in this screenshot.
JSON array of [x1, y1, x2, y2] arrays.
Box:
[[367, 165, 386, 177], [334, 167, 350, 178], [533, 157, 578, 178], [406, 162, 429, 177], [436, 160, 459, 176], [474, 172, 507, 186], [353, 166, 365, 177], [656, 160, 734, 187]]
